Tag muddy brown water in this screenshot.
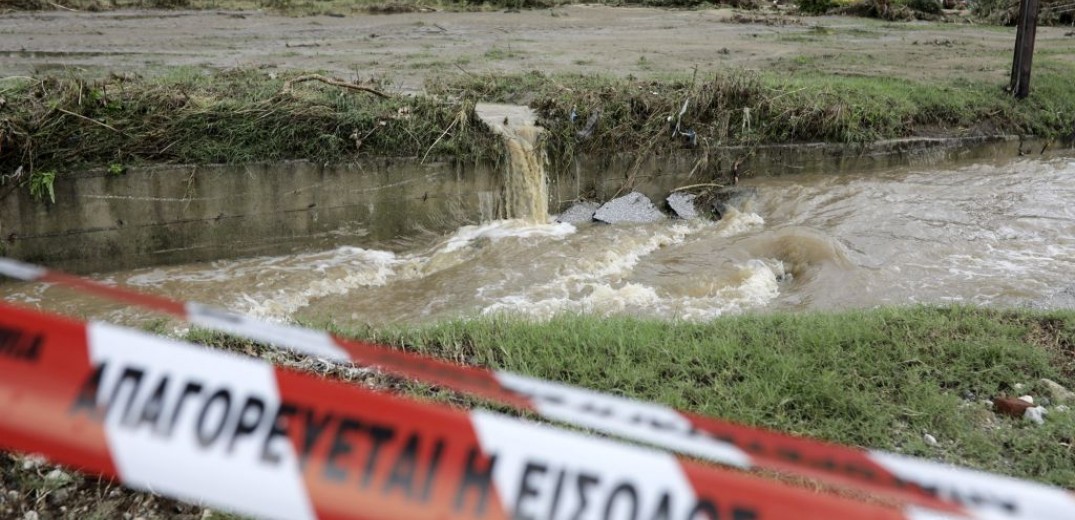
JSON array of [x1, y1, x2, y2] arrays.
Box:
[[3, 153, 1074, 327]]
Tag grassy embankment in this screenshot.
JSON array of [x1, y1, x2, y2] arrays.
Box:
[[188, 305, 1075, 488], [3, 63, 1075, 200], [3, 305, 1073, 519]]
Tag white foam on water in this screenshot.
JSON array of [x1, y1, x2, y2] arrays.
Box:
[[665, 259, 784, 321], [561, 219, 719, 283], [433, 219, 576, 254], [218, 220, 578, 321], [478, 213, 779, 322], [481, 259, 783, 322], [712, 207, 765, 237], [481, 282, 661, 321], [232, 247, 402, 321]]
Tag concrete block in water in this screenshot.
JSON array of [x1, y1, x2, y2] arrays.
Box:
[[594, 192, 665, 224], [665, 192, 698, 220], [556, 201, 600, 224]]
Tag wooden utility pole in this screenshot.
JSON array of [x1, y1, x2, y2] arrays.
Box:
[[1009, 0, 1040, 99]]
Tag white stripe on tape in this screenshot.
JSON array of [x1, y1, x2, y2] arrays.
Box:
[[186, 302, 348, 361], [869, 450, 1075, 520], [495, 372, 753, 470], [0, 258, 45, 281], [88, 323, 317, 520], [471, 409, 701, 520]]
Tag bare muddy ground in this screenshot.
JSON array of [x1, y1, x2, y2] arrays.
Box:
[[2, 6, 1075, 90]]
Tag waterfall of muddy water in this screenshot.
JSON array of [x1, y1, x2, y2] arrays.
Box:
[[475, 102, 549, 223], [3, 154, 1074, 328], [502, 125, 549, 223]]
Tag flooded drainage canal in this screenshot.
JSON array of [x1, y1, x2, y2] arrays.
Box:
[[1, 127, 1073, 325]]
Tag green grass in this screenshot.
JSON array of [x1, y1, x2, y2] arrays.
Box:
[[327, 306, 1075, 487]]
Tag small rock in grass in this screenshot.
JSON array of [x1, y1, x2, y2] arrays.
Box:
[[1018, 395, 1034, 404], [1024, 406, 1047, 425], [923, 433, 938, 447], [23, 512, 39, 520], [1055, 404, 1070, 413], [44, 469, 70, 484], [20, 455, 44, 471], [1041, 378, 1075, 404]]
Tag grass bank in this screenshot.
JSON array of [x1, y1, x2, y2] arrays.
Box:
[[4, 65, 1075, 199], [434, 64, 1075, 168], [0, 69, 501, 200], [2, 305, 1073, 519], [341, 305, 1075, 487]]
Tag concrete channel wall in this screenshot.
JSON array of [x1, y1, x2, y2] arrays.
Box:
[[0, 136, 1031, 274]]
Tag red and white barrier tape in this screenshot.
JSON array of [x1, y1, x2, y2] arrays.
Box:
[[2, 257, 1073, 520], [0, 302, 947, 520]]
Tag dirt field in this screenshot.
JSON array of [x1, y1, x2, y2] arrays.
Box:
[[3, 6, 1074, 91]]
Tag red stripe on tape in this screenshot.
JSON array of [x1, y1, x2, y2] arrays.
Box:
[[0, 305, 116, 477]]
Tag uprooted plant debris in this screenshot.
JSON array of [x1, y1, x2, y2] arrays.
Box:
[[4, 64, 1075, 199], [429, 66, 1075, 172], [0, 69, 500, 189]]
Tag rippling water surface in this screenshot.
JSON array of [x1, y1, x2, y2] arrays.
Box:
[[4, 154, 1074, 326]]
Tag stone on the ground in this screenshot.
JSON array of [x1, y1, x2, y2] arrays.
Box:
[[923, 433, 938, 446], [1041, 378, 1075, 404], [666, 192, 698, 219], [556, 201, 600, 224], [19, 455, 44, 471], [44, 469, 71, 485], [1024, 405, 1047, 425], [1017, 395, 1034, 404], [594, 192, 665, 224]]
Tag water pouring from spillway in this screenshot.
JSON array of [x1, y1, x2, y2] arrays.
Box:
[[475, 103, 550, 223]]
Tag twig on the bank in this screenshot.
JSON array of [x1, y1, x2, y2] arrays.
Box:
[[47, 1, 78, 11], [56, 108, 130, 137], [455, 63, 477, 77], [671, 182, 725, 192], [421, 109, 465, 164], [281, 74, 390, 99], [0, 166, 25, 202]]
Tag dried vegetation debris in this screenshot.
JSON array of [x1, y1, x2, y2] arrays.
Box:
[[0, 70, 499, 196]]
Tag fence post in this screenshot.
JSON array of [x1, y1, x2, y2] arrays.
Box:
[[1009, 0, 1040, 99]]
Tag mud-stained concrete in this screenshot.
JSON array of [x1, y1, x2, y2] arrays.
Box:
[[0, 135, 1029, 273], [2, 7, 1074, 90]]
